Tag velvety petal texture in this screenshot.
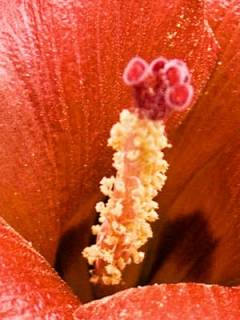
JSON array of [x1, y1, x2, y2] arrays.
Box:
[[74, 283, 240, 320], [0, 0, 217, 264], [148, 0, 240, 286], [0, 218, 79, 319]]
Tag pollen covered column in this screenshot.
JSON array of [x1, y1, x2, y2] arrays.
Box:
[[83, 56, 193, 285], [83, 109, 170, 285]]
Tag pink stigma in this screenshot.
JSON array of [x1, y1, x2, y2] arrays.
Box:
[[123, 56, 194, 120], [165, 84, 193, 110], [123, 57, 149, 86], [150, 57, 167, 74]]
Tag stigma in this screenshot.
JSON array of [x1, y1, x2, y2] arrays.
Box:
[[123, 56, 193, 120]]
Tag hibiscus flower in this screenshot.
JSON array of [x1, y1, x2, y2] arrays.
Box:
[[0, 0, 239, 318]]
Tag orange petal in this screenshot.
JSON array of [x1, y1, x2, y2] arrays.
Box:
[[0, 218, 79, 318], [150, 0, 240, 285], [0, 0, 217, 264], [151, 137, 240, 284], [74, 283, 240, 319]]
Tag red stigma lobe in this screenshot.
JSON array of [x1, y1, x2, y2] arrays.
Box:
[[123, 57, 149, 86]]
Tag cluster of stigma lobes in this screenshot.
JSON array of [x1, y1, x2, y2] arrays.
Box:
[[82, 57, 194, 285]]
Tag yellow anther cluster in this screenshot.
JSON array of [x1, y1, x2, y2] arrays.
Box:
[[82, 109, 171, 285]]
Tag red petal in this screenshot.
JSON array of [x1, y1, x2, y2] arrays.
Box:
[[0, 0, 217, 264], [149, 0, 240, 285], [151, 137, 240, 285], [0, 218, 79, 318], [73, 283, 240, 319]]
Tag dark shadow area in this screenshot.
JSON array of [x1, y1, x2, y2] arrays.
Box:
[[140, 211, 218, 285], [55, 220, 94, 303], [55, 198, 107, 302]]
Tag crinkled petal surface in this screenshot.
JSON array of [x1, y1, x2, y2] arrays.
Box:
[[0, 218, 79, 319], [73, 283, 240, 320], [0, 0, 217, 263]]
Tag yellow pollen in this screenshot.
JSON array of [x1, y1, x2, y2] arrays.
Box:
[[82, 109, 171, 285]]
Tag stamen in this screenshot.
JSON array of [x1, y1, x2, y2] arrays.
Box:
[[83, 56, 194, 285]]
